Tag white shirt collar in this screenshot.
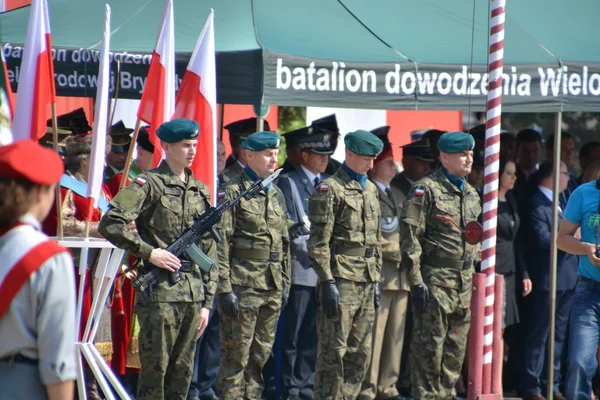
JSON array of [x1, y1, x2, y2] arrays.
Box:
[[20, 213, 41, 231], [538, 185, 562, 211], [301, 164, 320, 184], [373, 180, 390, 193]]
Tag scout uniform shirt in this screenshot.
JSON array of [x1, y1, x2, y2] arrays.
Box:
[[99, 161, 218, 306], [216, 169, 291, 294], [308, 167, 383, 283], [400, 169, 482, 291]]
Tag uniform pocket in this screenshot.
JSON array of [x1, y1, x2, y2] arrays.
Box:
[[338, 195, 362, 229], [149, 194, 183, 234]]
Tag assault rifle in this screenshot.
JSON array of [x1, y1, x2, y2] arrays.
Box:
[[132, 168, 283, 300]]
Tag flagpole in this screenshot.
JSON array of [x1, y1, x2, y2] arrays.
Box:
[[51, 102, 64, 239], [119, 118, 142, 190], [218, 103, 225, 140]]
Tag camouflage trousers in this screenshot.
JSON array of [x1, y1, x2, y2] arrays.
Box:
[[314, 279, 375, 400], [217, 285, 282, 400], [134, 301, 200, 400], [410, 283, 471, 400]]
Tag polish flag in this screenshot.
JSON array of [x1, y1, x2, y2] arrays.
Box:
[[12, 0, 56, 141], [86, 5, 111, 217], [137, 0, 175, 168], [0, 0, 32, 13], [174, 9, 217, 204]]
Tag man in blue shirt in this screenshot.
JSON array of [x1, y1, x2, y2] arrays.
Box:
[[557, 180, 600, 399]]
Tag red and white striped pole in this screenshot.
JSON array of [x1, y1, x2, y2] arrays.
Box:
[[480, 0, 506, 393]]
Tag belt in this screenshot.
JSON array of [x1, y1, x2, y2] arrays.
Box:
[[423, 256, 473, 270], [579, 276, 600, 286], [335, 246, 375, 258], [0, 354, 37, 366], [231, 248, 281, 262]]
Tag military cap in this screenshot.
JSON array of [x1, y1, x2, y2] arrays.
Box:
[[297, 130, 334, 155], [157, 118, 200, 143], [0, 140, 64, 185], [410, 128, 429, 142], [39, 126, 72, 147], [242, 131, 281, 152], [47, 107, 92, 134], [437, 131, 475, 154], [311, 114, 339, 136], [371, 126, 393, 162], [283, 126, 308, 147], [109, 120, 134, 153], [370, 126, 391, 146], [224, 117, 271, 140], [137, 126, 155, 153], [344, 129, 384, 157], [401, 139, 434, 163]]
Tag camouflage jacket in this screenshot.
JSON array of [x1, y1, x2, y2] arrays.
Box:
[[373, 182, 409, 291], [400, 169, 482, 289], [98, 161, 218, 307], [216, 170, 291, 294], [308, 167, 383, 283], [220, 160, 244, 184]]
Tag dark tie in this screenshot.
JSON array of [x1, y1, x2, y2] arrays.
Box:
[[385, 188, 393, 202], [314, 177, 319, 188]]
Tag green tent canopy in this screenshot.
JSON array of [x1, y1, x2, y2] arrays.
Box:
[[1, 0, 599, 111]]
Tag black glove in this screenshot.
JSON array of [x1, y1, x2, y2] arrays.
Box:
[[374, 281, 381, 309], [282, 285, 289, 309], [411, 283, 429, 313], [321, 280, 340, 318], [218, 291, 239, 318]]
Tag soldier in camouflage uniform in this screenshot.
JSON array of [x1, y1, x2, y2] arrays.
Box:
[[216, 131, 291, 400], [221, 118, 271, 183], [308, 129, 384, 400], [99, 119, 218, 400], [399, 131, 482, 400]]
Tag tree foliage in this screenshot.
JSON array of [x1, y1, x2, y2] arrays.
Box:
[[277, 106, 306, 165]]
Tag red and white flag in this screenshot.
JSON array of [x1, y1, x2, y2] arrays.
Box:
[[0, 0, 32, 13], [12, 0, 56, 141], [86, 5, 111, 217], [174, 9, 217, 204], [137, 0, 175, 168]]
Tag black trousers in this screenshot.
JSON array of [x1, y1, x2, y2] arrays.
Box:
[[280, 285, 318, 399], [188, 307, 221, 398]]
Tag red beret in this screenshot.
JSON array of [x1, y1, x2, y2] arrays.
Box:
[[0, 140, 64, 185]]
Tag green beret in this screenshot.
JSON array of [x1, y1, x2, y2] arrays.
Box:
[[156, 118, 200, 143], [437, 131, 475, 154], [344, 129, 383, 157], [242, 131, 281, 152]]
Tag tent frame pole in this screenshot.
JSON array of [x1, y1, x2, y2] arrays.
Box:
[[546, 111, 563, 400]]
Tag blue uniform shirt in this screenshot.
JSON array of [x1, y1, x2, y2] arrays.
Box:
[[563, 181, 600, 281]]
